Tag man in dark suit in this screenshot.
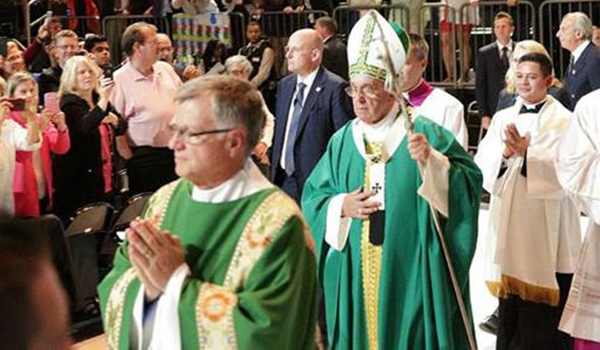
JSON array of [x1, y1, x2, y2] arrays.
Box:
[[271, 28, 354, 202], [557, 12, 600, 110], [476, 12, 515, 130], [315, 16, 349, 81]]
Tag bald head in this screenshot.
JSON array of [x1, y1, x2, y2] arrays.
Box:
[[286, 29, 323, 77], [156, 33, 174, 63]]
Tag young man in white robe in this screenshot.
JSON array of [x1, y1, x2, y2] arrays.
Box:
[[474, 52, 581, 350], [400, 32, 468, 149], [557, 88, 600, 350]]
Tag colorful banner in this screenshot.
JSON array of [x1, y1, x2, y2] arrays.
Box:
[[172, 13, 231, 66]]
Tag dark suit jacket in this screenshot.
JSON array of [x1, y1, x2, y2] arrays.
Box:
[[563, 43, 600, 110], [322, 36, 349, 81], [475, 42, 514, 118], [270, 67, 354, 201]]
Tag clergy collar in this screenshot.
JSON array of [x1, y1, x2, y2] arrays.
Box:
[[571, 40, 591, 63], [520, 96, 547, 110], [352, 104, 406, 161], [404, 79, 434, 107], [190, 159, 272, 203]]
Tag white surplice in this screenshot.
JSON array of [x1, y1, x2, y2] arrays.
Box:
[[414, 88, 469, 150], [557, 89, 600, 342], [474, 95, 581, 303]]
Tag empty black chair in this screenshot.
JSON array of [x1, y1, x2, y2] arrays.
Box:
[[65, 202, 115, 312], [99, 192, 153, 277]]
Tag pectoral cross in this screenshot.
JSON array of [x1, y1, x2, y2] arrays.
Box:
[[371, 182, 382, 194]]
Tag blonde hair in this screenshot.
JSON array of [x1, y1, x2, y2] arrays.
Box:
[[58, 55, 101, 99], [0, 76, 6, 97], [505, 40, 560, 93], [5, 72, 38, 98]]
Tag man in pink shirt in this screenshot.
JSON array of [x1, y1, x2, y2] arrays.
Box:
[[111, 22, 182, 195]]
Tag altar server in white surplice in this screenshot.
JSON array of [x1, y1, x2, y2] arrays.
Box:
[[557, 88, 600, 350], [474, 52, 581, 350], [400, 33, 468, 149]]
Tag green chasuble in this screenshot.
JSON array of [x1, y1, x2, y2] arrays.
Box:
[[99, 179, 318, 350], [302, 116, 482, 349]]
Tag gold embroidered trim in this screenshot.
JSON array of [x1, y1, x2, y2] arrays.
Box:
[[486, 274, 560, 306], [360, 152, 383, 350], [224, 191, 306, 290], [105, 268, 137, 350], [143, 179, 180, 228], [349, 14, 388, 82], [196, 190, 309, 349], [196, 283, 239, 349]]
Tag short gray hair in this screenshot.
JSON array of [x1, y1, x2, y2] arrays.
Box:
[[566, 12, 593, 40], [224, 55, 253, 75], [175, 75, 265, 155]]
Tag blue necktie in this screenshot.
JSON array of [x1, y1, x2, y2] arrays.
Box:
[[284, 82, 306, 176]]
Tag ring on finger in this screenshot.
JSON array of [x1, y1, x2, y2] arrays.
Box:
[[143, 246, 153, 258]]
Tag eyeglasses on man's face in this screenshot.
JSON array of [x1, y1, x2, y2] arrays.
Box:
[[168, 123, 234, 145], [345, 84, 382, 99]]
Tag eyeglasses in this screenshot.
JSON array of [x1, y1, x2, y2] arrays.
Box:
[[345, 85, 381, 99], [56, 45, 79, 51], [168, 124, 234, 145]]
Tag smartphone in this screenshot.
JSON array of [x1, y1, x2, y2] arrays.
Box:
[[8, 98, 26, 112], [44, 92, 60, 114]]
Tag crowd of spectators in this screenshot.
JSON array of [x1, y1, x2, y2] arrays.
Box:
[[0, 4, 600, 347]]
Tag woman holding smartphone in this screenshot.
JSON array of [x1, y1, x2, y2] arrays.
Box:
[[6, 72, 70, 216], [0, 95, 41, 215], [54, 56, 126, 220]]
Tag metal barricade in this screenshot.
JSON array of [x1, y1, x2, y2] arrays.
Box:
[[459, 1, 536, 87], [229, 12, 248, 52], [419, 3, 458, 87], [539, 0, 600, 79], [102, 15, 171, 64], [333, 3, 411, 39], [255, 10, 328, 78], [52, 15, 102, 37]]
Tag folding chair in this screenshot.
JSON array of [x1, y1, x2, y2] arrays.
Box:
[[99, 192, 153, 277], [466, 100, 485, 155], [65, 202, 115, 314]]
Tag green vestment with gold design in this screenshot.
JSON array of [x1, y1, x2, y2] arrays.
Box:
[[302, 117, 482, 349], [99, 179, 318, 350]]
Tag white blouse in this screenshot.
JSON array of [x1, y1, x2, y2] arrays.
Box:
[[0, 119, 41, 215]]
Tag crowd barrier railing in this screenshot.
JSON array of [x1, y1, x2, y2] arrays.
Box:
[[102, 15, 171, 64], [53, 15, 102, 37], [458, 0, 536, 87], [333, 3, 411, 40], [419, 3, 458, 87], [539, 0, 600, 79], [255, 10, 328, 78]]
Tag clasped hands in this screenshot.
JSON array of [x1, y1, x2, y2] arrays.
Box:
[[127, 219, 186, 302], [503, 123, 529, 158]]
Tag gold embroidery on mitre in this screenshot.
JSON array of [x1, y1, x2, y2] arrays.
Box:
[[349, 14, 388, 82]]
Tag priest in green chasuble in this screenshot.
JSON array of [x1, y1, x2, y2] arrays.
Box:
[[301, 11, 483, 349], [99, 76, 318, 350]]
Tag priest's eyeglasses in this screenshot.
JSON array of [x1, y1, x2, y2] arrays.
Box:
[[345, 85, 381, 99], [168, 124, 234, 145]]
